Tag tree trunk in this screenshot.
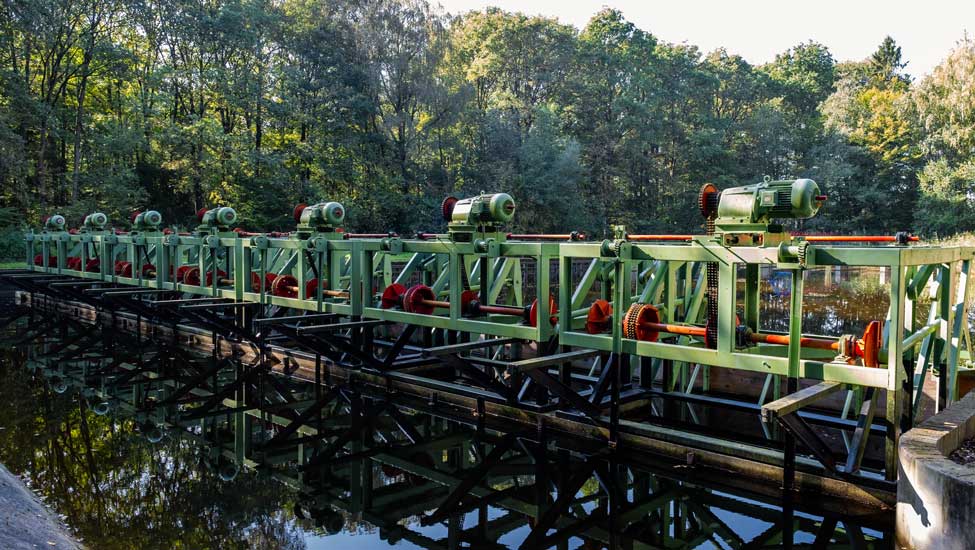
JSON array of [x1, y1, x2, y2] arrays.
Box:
[[72, 65, 91, 202]]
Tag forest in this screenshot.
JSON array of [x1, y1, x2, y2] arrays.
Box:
[[1, 0, 975, 259]]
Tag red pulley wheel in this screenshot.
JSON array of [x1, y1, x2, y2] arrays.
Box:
[[403, 284, 436, 314], [861, 320, 882, 368], [183, 267, 202, 286], [205, 269, 227, 286], [271, 274, 298, 298], [381, 283, 407, 309], [585, 299, 613, 334], [305, 278, 330, 299], [460, 290, 478, 315], [176, 265, 193, 283], [528, 295, 558, 327]]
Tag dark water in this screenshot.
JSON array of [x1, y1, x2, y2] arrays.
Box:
[[0, 271, 896, 550], [0, 353, 893, 550]]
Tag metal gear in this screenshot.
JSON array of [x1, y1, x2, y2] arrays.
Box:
[[441, 196, 459, 221], [621, 303, 660, 342], [612, 239, 626, 257], [698, 183, 719, 219], [797, 241, 811, 267]]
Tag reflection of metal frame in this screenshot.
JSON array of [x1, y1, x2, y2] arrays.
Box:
[[5, 312, 895, 547]]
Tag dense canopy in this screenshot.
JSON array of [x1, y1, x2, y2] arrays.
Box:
[[1, 0, 974, 256]]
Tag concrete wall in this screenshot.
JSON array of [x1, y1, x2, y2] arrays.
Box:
[[897, 391, 975, 550], [0, 463, 82, 550]]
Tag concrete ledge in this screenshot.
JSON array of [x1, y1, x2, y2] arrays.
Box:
[[0, 463, 82, 549], [897, 391, 975, 550]]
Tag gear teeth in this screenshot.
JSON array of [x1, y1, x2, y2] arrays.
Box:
[[621, 302, 659, 341], [698, 183, 719, 219], [613, 239, 625, 257], [797, 241, 810, 267], [623, 303, 642, 340], [441, 196, 459, 221]]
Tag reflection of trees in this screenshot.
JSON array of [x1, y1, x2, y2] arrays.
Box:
[[758, 267, 889, 336], [0, 355, 306, 550]]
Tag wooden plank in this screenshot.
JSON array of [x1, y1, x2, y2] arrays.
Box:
[[761, 381, 843, 419], [423, 337, 519, 356], [507, 350, 599, 373]]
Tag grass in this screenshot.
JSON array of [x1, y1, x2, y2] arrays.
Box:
[[0, 261, 25, 269]]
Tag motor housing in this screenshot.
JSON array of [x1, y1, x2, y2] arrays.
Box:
[[716, 178, 824, 229], [82, 212, 108, 231], [295, 202, 345, 234], [132, 210, 163, 232], [43, 214, 66, 232], [442, 193, 515, 240], [196, 207, 237, 233]]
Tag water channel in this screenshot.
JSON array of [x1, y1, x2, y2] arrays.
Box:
[[0, 267, 896, 549]]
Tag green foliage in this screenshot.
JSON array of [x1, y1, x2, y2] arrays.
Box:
[[915, 159, 975, 235], [869, 35, 910, 88], [0, 2, 971, 239], [0, 228, 24, 261], [839, 272, 890, 297]]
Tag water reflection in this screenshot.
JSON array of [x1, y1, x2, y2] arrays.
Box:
[[0, 349, 893, 549], [758, 267, 891, 337]]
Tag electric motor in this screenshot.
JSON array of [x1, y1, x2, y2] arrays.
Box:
[[198, 207, 237, 229], [716, 178, 824, 226], [44, 214, 66, 232], [132, 210, 163, 231], [296, 202, 345, 231], [443, 193, 516, 227], [82, 212, 108, 230]]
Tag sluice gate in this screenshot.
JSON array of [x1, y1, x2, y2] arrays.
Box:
[[5, 178, 974, 523]]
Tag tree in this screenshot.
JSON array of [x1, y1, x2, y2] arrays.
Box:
[[869, 35, 909, 88], [911, 38, 975, 234], [562, 8, 659, 228], [0, 0, 973, 250]]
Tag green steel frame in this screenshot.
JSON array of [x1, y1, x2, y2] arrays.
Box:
[[20, 209, 975, 483]]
